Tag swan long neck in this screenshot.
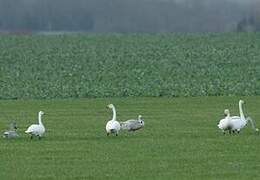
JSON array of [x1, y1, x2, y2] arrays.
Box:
[[226, 112, 230, 118], [239, 101, 245, 121], [111, 107, 116, 121], [38, 113, 43, 125]]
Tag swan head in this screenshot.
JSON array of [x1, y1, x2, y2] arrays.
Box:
[[138, 115, 144, 126], [9, 121, 17, 130], [139, 120, 144, 126], [239, 100, 244, 104], [107, 104, 114, 109], [224, 109, 230, 117], [39, 111, 44, 116]]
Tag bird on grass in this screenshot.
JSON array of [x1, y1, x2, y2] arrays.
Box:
[[120, 115, 144, 132], [218, 109, 232, 134], [3, 121, 18, 138], [106, 104, 120, 136], [218, 100, 259, 134], [25, 111, 45, 139]]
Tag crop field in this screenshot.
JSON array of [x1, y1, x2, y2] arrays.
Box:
[[1, 97, 260, 180], [1, 33, 260, 179], [0, 33, 260, 99]]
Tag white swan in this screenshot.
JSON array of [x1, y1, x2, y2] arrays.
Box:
[[120, 115, 145, 132], [25, 111, 45, 139], [3, 122, 18, 138], [106, 104, 120, 136], [229, 100, 247, 133], [217, 109, 232, 134]]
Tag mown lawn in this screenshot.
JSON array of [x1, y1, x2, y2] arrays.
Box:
[[1, 96, 260, 180]]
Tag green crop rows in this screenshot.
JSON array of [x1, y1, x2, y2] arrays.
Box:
[[0, 33, 260, 99]]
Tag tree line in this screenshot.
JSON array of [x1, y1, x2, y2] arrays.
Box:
[[0, 0, 259, 33]]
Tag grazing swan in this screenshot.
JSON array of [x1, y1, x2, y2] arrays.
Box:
[[3, 121, 18, 138], [217, 109, 232, 134], [120, 115, 145, 132], [106, 104, 120, 136], [25, 111, 45, 139], [229, 100, 247, 133]]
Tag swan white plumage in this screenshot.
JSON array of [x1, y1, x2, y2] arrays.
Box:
[[25, 111, 45, 139], [217, 109, 232, 134], [120, 115, 144, 131], [106, 104, 120, 136], [229, 100, 247, 133]]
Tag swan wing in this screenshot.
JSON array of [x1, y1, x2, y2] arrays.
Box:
[[25, 124, 45, 135], [230, 116, 240, 119], [25, 124, 38, 133], [121, 120, 144, 131], [106, 120, 121, 132], [119, 121, 129, 130], [229, 117, 246, 130], [218, 118, 230, 130], [120, 120, 136, 130], [4, 131, 18, 138]]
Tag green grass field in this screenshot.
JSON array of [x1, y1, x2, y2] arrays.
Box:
[[1, 97, 260, 180]]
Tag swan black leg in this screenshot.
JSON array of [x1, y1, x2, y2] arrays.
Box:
[[107, 133, 109, 136], [30, 135, 33, 140]]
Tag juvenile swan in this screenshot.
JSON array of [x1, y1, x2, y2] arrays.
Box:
[[106, 104, 120, 136], [3, 122, 18, 138], [25, 111, 45, 139], [120, 115, 144, 132]]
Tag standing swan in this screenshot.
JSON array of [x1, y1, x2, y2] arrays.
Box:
[[25, 111, 45, 139], [106, 104, 120, 136], [217, 109, 232, 134], [229, 100, 247, 133]]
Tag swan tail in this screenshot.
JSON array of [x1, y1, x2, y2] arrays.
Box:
[[25, 129, 32, 134]]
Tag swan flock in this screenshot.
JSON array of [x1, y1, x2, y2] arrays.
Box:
[[2, 100, 258, 140], [218, 100, 258, 134]]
